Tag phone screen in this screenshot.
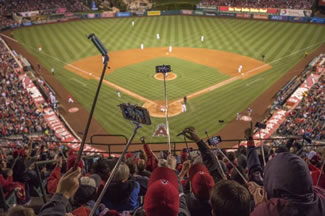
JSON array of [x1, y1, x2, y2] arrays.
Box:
[[208, 136, 222, 146], [120, 104, 151, 125]]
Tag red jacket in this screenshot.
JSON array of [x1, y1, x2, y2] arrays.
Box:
[[47, 166, 61, 194], [309, 164, 325, 189], [143, 144, 158, 172]]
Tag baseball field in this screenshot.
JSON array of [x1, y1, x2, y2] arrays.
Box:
[[10, 16, 325, 142]]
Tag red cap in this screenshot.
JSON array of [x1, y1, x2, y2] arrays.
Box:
[[144, 167, 179, 216], [189, 163, 215, 200]]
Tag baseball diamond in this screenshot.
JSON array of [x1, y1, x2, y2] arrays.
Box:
[[8, 15, 325, 143]]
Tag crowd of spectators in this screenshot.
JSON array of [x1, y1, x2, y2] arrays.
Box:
[[277, 73, 325, 140], [199, 0, 314, 9], [0, 0, 89, 16], [0, 40, 54, 137], [0, 0, 89, 28], [1, 126, 325, 216]]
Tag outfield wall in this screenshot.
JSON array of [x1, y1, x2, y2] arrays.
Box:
[[1, 6, 325, 32]]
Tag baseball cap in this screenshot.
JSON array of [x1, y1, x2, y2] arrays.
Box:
[[74, 174, 102, 205], [144, 167, 179, 216], [189, 163, 215, 200]]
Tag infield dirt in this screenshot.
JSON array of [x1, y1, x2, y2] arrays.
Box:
[[65, 47, 271, 117]]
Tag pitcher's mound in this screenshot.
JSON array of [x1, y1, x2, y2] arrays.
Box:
[[154, 72, 177, 81]]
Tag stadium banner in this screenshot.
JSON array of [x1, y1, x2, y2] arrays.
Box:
[[116, 12, 132, 17], [236, 13, 251, 19], [87, 13, 97, 18], [280, 9, 312, 17], [219, 6, 277, 14], [310, 17, 325, 23], [253, 14, 269, 20], [134, 11, 145, 16], [288, 16, 308, 22], [43, 108, 103, 154], [239, 109, 288, 147], [56, 8, 67, 14], [64, 12, 75, 17], [320, 0, 325, 6], [270, 15, 288, 21], [196, 5, 217, 10], [194, 10, 204, 15], [205, 11, 217, 16], [147, 11, 161, 16], [181, 10, 193, 15], [218, 12, 236, 17], [162, 10, 180, 15], [101, 11, 115, 18], [285, 73, 321, 110], [22, 22, 32, 26], [20, 74, 45, 107], [20, 11, 39, 17]]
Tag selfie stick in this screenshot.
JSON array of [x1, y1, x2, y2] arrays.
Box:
[[74, 34, 109, 168], [216, 147, 247, 184], [204, 130, 227, 180], [90, 122, 142, 216], [163, 72, 171, 153], [258, 129, 266, 167]]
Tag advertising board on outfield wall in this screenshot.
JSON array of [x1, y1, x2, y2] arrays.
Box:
[[194, 10, 204, 15], [270, 15, 288, 21], [253, 14, 269, 20], [205, 12, 217, 16], [236, 13, 251, 19], [280, 9, 312, 17], [116, 12, 132, 17], [218, 12, 236, 17], [147, 11, 161, 16], [219, 6, 278, 14], [135, 11, 146, 16], [101, 11, 115, 18], [289, 16, 308, 22], [310, 17, 325, 23], [181, 10, 193, 15]]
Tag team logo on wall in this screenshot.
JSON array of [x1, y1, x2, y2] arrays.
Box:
[[153, 124, 168, 137]]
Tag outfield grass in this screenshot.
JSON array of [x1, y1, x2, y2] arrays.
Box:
[[12, 16, 325, 141]]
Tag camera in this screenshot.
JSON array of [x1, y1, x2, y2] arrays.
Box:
[[156, 65, 171, 73], [207, 136, 222, 146], [119, 103, 151, 125], [255, 122, 266, 129]]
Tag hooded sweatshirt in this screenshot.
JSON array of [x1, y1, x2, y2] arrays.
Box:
[[251, 152, 325, 216]]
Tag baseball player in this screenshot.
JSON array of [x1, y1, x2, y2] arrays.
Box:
[[182, 104, 187, 112], [68, 95, 74, 103], [117, 90, 121, 98], [156, 33, 160, 40], [238, 65, 243, 73]]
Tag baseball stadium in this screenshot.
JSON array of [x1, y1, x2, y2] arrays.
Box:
[[1, 0, 325, 215]]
